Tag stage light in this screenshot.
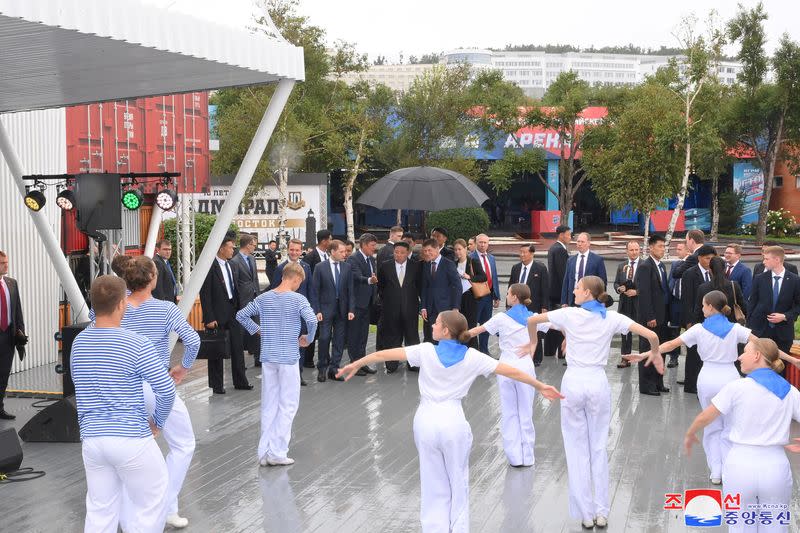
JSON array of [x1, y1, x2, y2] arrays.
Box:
[[56, 188, 75, 211], [121, 188, 143, 210], [155, 188, 177, 210], [24, 188, 46, 211]]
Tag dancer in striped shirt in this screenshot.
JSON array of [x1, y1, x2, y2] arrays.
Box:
[[237, 262, 318, 466], [71, 275, 175, 533]]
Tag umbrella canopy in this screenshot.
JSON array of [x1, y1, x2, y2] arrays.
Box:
[[356, 166, 488, 212]]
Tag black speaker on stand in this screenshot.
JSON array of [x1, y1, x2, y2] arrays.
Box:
[[0, 428, 23, 472]]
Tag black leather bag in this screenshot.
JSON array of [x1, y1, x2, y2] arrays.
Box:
[[197, 329, 231, 360]]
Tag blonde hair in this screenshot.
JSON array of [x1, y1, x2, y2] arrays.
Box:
[[282, 262, 305, 281], [751, 337, 784, 374], [580, 275, 614, 306], [438, 310, 472, 344]]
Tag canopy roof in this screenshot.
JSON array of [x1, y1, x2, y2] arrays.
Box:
[[0, 0, 304, 113]]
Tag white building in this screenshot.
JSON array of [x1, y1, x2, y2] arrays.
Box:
[[342, 49, 743, 98]]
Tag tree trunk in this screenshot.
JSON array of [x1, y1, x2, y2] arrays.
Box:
[[665, 94, 693, 250], [710, 173, 719, 241], [643, 210, 652, 253], [344, 127, 367, 244], [755, 107, 785, 245], [560, 161, 571, 226], [396, 209, 402, 226], [276, 148, 289, 252]]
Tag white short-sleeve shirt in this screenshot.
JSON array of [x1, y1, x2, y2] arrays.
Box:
[[712, 378, 800, 446], [482, 313, 550, 361], [680, 323, 751, 364], [545, 307, 634, 368], [405, 343, 499, 402]]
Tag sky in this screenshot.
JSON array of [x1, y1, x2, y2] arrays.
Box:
[[144, 0, 800, 61]]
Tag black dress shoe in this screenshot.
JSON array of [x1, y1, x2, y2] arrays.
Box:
[[235, 384, 254, 390], [328, 372, 344, 382], [212, 388, 226, 395], [676, 380, 685, 385], [684, 388, 698, 394], [406, 362, 419, 372], [657, 386, 670, 393], [386, 366, 397, 374], [317, 373, 326, 383], [0, 410, 16, 420], [254, 360, 262, 367], [355, 368, 367, 376], [362, 365, 377, 374], [534, 361, 541, 367], [303, 362, 316, 369], [300, 379, 307, 386], [640, 390, 661, 396]]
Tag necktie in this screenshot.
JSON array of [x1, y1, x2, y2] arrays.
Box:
[[578, 254, 585, 280], [726, 264, 733, 278], [431, 261, 437, 277], [333, 262, 340, 294], [521, 265, 528, 285], [369, 257, 375, 276], [627, 260, 634, 280], [164, 258, 176, 284], [773, 275, 781, 310], [659, 263, 668, 293], [704, 271, 710, 283], [482, 254, 492, 289], [398, 263, 405, 286], [224, 261, 236, 299], [0, 280, 8, 332], [247, 255, 256, 280]]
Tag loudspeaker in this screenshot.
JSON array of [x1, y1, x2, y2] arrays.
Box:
[[59, 322, 90, 398], [0, 427, 23, 473], [18, 398, 80, 443], [75, 173, 122, 232]]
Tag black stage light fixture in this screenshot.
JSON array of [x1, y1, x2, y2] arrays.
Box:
[[24, 183, 46, 211], [155, 187, 177, 211], [121, 188, 144, 210], [56, 188, 76, 211]]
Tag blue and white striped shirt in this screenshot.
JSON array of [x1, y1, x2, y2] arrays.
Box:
[[70, 327, 176, 438], [236, 290, 318, 365], [90, 298, 200, 369]]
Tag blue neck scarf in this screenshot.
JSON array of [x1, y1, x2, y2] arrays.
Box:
[[506, 304, 533, 326], [580, 299, 607, 318], [748, 368, 791, 400], [702, 313, 734, 339], [435, 339, 469, 368]]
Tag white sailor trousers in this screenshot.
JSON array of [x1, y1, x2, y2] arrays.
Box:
[[724, 444, 793, 532], [414, 399, 473, 533], [560, 365, 611, 522], [497, 354, 536, 466], [82, 436, 168, 533], [697, 362, 740, 479], [259, 362, 301, 462]]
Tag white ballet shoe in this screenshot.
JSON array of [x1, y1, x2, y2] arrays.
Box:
[[710, 477, 722, 485], [166, 513, 189, 528], [595, 516, 608, 528], [266, 456, 295, 466], [582, 518, 595, 529]]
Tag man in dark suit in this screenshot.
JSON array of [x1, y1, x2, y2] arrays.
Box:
[[561, 232, 607, 306], [678, 244, 717, 394], [378, 241, 422, 373], [753, 242, 798, 277], [666, 241, 689, 368], [431, 227, 456, 262], [301, 230, 331, 369], [264, 240, 280, 283], [545, 225, 571, 358], [472, 233, 501, 354], [747, 246, 800, 356], [311, 240, 355, 382], [509, 243, 548, 365], [614, 240, 640, 368], [152, 239, 177, 303], [347, 233, 379, 376], [724, 243, 753, 300], [270, 238, 314, 386], [0, 251, 25, 419], [634, 235, 670, 396], [231, 234, 261, 367], [376, 225, 404, 267], [421, 238, 462, 344], [669, 229, 705, 280], [199, 236, 251, 394]]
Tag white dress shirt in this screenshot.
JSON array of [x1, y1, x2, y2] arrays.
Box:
[[395, 261, 407, 286], [316, 247, 328, 263], [216, 257, 234, 299], [574, 252, 589, 283], [456, 260, 471, 293], [772, 268, 786, 294], [519, 260, 534, 285], [0, 278, 11, 328], [699, 265, 711, 283]]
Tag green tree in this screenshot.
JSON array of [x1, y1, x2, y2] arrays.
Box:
[[163, 214, 238, 271], [583, 82, 684, 245], [425, 208, 490, 243], [725, 3, 800, 243]]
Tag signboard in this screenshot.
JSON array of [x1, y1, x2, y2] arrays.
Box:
[[195, 183, 324, 246], [732, 162, 764, 225]]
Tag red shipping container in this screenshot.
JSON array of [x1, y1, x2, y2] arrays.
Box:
[[61, 208, 88, 254]]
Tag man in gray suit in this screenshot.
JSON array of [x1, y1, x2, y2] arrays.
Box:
[[0, 250, 26, 420], [231, 234, 261, 367]]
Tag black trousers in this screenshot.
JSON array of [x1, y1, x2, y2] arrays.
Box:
[[347, 307, 371, 362], [208, 319, 248, 390], [638, 324, 667, 393], [533, 331, 545, 365], [381, 310, 420, 371], [0, 329, 14, 409], [318, 310, 347, 374], [544, 298, 563, 357], [684, 343, 703, 393], [620, 333, 633, 355], [460, 291, 479, 349]]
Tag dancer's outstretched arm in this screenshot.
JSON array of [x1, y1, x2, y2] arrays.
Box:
[[337, 348, 407, 380], [684, 405, 721, 456], [494, 363, 564, 401]]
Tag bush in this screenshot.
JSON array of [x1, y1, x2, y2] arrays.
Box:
[[739, 208, 799, 238], [425, 208, 490, 243], [717, 190, 745, 234], [162, 213, 239, 270]]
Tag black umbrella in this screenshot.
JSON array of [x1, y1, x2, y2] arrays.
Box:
[[356, 166, 489, 212]]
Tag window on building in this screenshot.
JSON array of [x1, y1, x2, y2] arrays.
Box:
[[774, 176, 783, 188]]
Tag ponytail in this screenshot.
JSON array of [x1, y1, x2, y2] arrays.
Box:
[[751, 337, 784, 374], [581, 276, 613, 306], [704, 290, 730, 316], [438, 310, 470, 345]]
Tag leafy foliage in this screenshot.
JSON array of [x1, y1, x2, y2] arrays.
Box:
[[425, 208, 490, 243], [717, 190, 746, 234], [162, 214, 239, 270]]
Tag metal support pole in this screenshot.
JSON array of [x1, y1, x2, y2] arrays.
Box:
[[144, 205, 163, 258], [176, 79, 295, 329], [0, 120, 90, 323]]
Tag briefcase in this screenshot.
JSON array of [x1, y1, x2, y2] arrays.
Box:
[[196, 329, 231, 360]]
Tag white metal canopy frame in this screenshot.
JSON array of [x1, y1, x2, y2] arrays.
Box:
[[0, 0, 304, 325]]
